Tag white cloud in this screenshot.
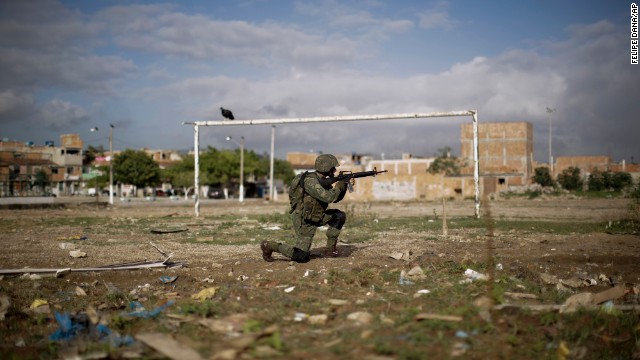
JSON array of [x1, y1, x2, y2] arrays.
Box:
[[418, 1, 456, 30]]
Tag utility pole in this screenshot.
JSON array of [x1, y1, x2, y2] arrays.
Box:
[[226, 135, 245, 202]]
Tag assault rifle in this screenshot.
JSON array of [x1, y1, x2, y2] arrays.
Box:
[[318, 167, 388, 192]]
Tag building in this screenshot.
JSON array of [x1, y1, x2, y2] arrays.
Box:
[[0, 135, 84, 196], [460, 121, 534, 193]]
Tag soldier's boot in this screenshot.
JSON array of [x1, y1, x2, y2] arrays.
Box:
[[260, 241, 279, 262]]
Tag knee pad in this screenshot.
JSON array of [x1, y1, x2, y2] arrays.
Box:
[[328, 211, 346, 230], [291, 247, 311, 263]]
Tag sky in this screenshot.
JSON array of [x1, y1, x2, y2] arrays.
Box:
[[0, 0, 638, 162]]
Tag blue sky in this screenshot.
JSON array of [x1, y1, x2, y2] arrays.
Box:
[[1, 0, 638, 162]]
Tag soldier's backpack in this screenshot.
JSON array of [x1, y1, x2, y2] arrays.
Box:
[[288, 172, 308, 213]]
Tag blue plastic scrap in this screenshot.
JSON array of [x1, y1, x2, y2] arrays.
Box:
[[49, 313, 84, 341], [160, 275, 178, 284], [49, 312, 134, 347], [127, 300, 174, 318]]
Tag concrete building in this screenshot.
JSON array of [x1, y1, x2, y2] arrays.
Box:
[[0, 135, 84, 196]]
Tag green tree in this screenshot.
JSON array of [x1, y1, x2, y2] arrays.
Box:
[[113, 149, 161, 187], [84, 145, 105, 166], [32, 169, 49, 193], [611, 171, 633, 191], [532, 167, 554, 187], [162, 155, 197, 198], [427, 146, 464, 176], [587, 169, 606, 191], [557, 166, 582, 191], [162, 148, 295, 197]]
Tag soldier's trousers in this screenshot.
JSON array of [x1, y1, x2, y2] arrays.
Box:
[[276, 209, 346, 260]]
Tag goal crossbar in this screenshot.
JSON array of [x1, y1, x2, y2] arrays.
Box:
[[183, 110, 480, 218]]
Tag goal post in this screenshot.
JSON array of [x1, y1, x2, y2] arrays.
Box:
[[183, 110, 480, 217]]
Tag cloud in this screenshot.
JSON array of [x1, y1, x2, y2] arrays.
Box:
[[40, 99, 91, 131], [0, 90, 36, 123], [185, 20, 638, 161], [0, 90, 90, 132], [0, 0, 102, 50], [418, 1, 457, 30]]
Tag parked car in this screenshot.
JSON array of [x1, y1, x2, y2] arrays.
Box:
[[208, 187, 224, 199]]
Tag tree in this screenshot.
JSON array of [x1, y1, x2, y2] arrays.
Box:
[[162, 155, 197, 199], [32, 169, 49, 194], [163, 148, 295, 198], [588, 170, 633, 192], [84, 145, 105, 166], [611, 171, 633, 191], [587, 169, 606, 191], [428, 146, 464, 176], [557, 167, 582, 191], [532, 167, 554, 187], [113, 149, 161, 188]]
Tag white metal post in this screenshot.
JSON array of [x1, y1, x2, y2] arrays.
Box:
[[269, 125, 275, 201], [240, 137, 244, 202], [194, 124, 200, 217], [472, 111, 480, 218]]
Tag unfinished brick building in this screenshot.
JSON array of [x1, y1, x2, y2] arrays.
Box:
[[460, 121, 534, 193]]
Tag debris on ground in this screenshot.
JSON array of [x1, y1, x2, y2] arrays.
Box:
[[150, 227, 188, 234], [0, 294, 9, 320], [414, 313, 463, 322], [136, 332, 203, 360], [191, 287, 218, 301], [69, 250, 87, 258], [127, 300, 174, 318], [389, 250, 412, 261]]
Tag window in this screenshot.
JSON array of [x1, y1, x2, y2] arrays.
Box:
[[498, 178, 506, 185]]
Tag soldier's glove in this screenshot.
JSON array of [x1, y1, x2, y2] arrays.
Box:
[[336, 180, 348, 192]]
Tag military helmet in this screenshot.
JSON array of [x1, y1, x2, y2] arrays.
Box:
[[315, 154, 339, 172]]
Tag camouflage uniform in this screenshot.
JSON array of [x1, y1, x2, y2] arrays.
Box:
[[261, 154, 348, 263]]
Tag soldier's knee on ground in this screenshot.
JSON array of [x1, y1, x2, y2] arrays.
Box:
[[327, 211, 346, 229], [291, 247, 311, 263]]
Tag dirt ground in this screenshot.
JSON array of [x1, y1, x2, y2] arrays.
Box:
[[0, 197, 639, 359]]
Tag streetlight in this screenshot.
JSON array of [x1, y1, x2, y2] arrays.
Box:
[[90, 125, 115, 205], [226, 136, 244, 202], [546, 107, 555, 173]]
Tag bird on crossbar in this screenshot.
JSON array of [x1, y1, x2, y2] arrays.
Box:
[[220, 107, 235, 120]]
